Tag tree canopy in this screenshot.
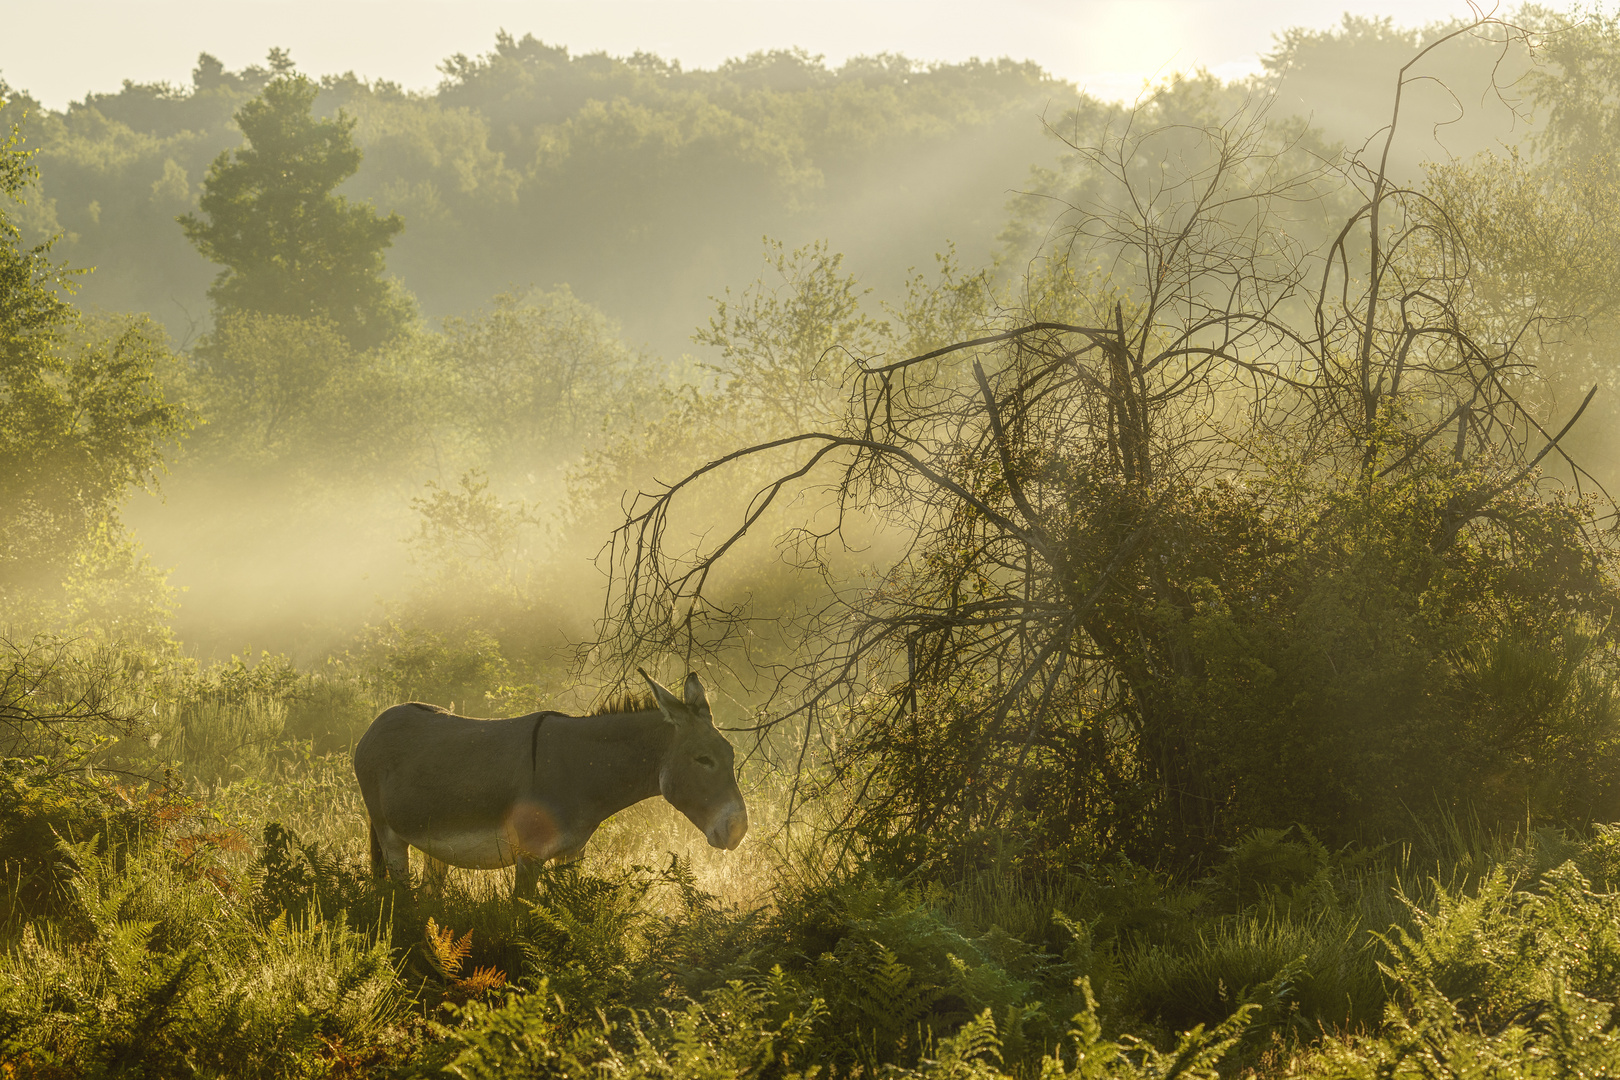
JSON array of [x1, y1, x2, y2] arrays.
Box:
[[180, 75, 410, 350], [0, 121, 182, 616]]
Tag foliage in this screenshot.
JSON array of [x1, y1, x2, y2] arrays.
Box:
[[180, 75, 412, 350], [11, 700, 1620, 1080], [352, 621, 514, 712], [0, 634, 148, 763], [191, 311, 353, 459], [423, 916, 508, 1004], [12, 42, 1070, 358], [12, 16, 1620, 1080], [1291, 860, 1620, 1078], [1522, 3, 1620, 166], [695, 238, 888, 432], [0, 758, 174, 926], [599, 19, 1620, 869], [441, 286, 654, 475], [1256, 14, 1534, 182], [256, 820, 374, 924], [1420, 29, 1620, 491], [0, 122, 184, 616], [0, 825, 399, 1079], [408, 471, 544, 601], [184, 310, 446, 481]]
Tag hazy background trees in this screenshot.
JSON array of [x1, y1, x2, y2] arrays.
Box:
[[0, 37, 1072, 362]]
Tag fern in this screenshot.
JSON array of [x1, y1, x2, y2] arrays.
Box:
[[457, 965, 510, 998], [255, 820, 370, 920], [427, 916, 475, 979], [446, 973, 825, 1080], [1032, 979, 1256, 1080], [426, 917, 509, 1003], [908, 1008, 1005, 1079], [813, 935, 941, 1067], [520, 865, 657, 1008]]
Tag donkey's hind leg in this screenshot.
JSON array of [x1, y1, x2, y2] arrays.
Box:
[[369, 821, 387, 880], [374, 822, 412, 884]]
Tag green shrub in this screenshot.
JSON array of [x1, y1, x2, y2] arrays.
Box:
[[255, 821, 374, 924], [1121, 908, 1381, 1042], [353, 621, 512, 711]]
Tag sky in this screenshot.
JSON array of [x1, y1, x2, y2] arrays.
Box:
[[2, 0, 1485, 109]]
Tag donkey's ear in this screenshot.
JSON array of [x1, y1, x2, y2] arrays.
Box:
[[683, 673, 710, 714], [638, 668, 684, 723]]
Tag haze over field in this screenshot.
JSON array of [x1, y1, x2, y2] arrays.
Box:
[[0, 2, 1554, 654], [12, 6, 1620, 1075]]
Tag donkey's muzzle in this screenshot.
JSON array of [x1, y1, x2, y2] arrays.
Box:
[[706, 802, 749, 851]]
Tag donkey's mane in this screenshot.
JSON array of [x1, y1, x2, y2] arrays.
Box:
[[589, 691, 659, 716]]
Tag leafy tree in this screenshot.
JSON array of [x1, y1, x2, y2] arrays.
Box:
[[0, 120, 183, 612], [180, 75, 411, 350], [1522, 4, 1620, 165], [1257, 14, 1534, 181], [695, 239, 888, 433], [190, 309, 447, 480], [1420, 12, 1620, 487], [192, 310, 352, 459], [441, 286, 652, 475], [408, 469, 543, 601]]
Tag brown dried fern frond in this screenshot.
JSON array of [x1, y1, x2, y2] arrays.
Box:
[[454, 964, 508, 998], [424, 917, 473, 979]]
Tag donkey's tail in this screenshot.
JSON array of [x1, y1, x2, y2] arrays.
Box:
[[369, 821, 386, 880]]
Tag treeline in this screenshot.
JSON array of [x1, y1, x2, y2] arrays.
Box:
[[6, 8, 1620, 690], [0, 15, 1543, 360], [0, 38, 1070, 358]]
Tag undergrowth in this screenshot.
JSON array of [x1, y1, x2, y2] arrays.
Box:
[[5, 643, 1620, 1077], [4, 755, 1620, 1077]]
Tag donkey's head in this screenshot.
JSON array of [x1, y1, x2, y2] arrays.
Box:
[[639, 669, 749, 851]]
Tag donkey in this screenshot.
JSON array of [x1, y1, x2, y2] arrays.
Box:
[[352, 669, 748, 896]]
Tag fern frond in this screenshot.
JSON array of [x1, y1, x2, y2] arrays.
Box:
[[455, 965, 509, 998], [426, 917, 474, 978]]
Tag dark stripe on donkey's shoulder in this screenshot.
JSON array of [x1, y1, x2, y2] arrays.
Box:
[[532, 711, 562, 772]]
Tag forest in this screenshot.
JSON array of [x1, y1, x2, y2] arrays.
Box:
[[8, 6, 1620, 1077]]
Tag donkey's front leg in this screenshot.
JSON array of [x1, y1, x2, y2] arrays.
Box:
[[422, 854, 450, 894]]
